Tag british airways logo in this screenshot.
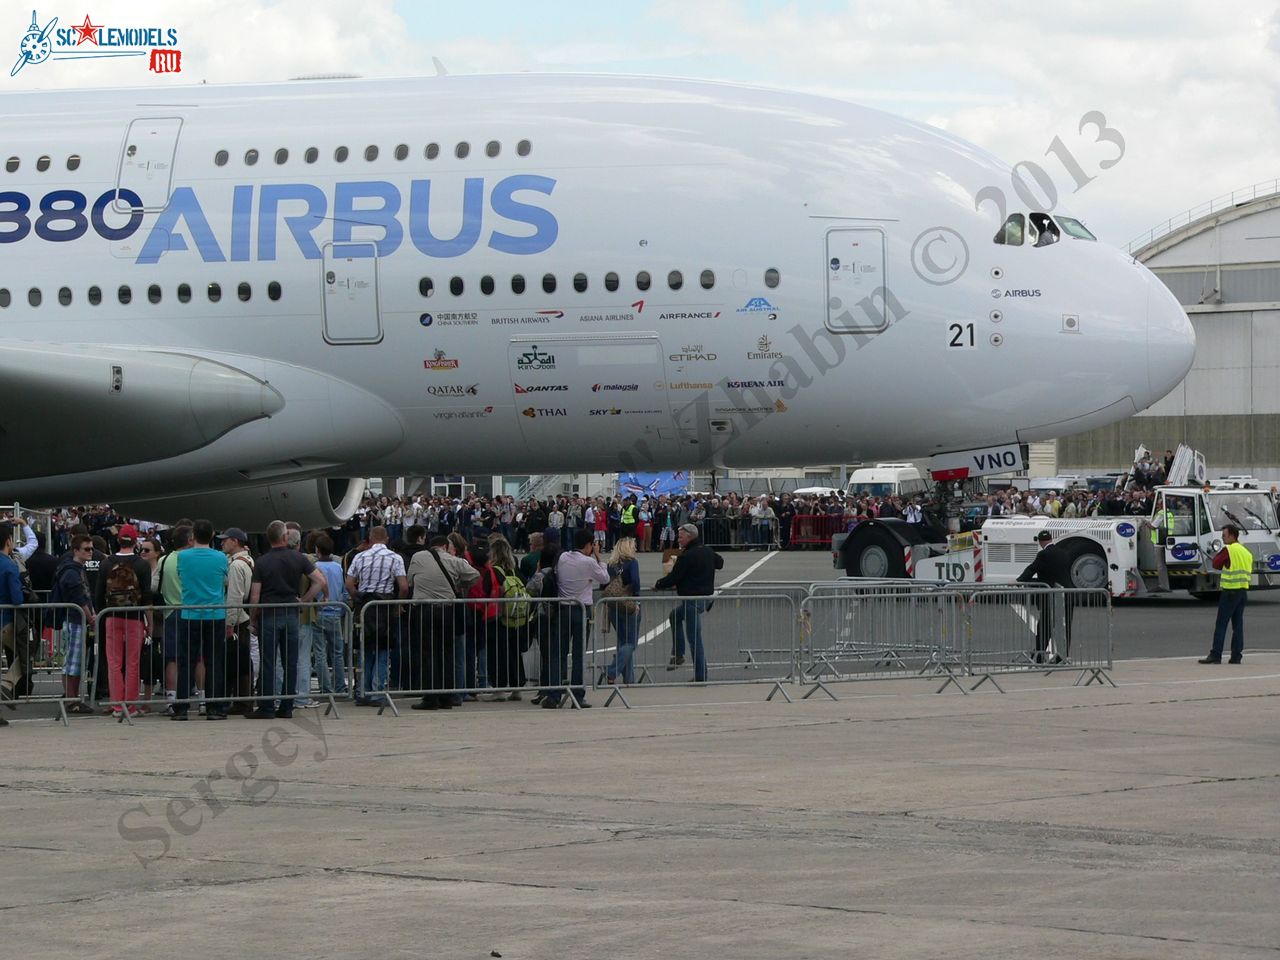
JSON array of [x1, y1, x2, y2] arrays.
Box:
[[0, 175, 559, 264]]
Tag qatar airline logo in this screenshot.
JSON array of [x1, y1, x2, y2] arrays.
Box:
[[11, 10, 182, 77]]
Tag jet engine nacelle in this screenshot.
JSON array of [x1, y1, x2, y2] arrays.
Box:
[[114, 478, 366, 532]]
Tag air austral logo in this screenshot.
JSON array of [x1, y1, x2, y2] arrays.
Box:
[[10, 11, 182, 77]]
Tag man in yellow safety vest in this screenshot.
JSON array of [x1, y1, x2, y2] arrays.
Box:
[[1200, 523, 1250, 664]]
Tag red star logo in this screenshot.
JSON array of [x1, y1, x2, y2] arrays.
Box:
[[72, 15, 101, 45]]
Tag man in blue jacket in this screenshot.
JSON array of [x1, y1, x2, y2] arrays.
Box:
[[0, 523, 23, 723], [49, 534, 97, 714]]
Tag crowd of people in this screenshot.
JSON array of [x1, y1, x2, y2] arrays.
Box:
[[0, 504, 730, 723]]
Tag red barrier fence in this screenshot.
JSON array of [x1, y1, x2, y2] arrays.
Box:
[[788, 514, 849, 546]]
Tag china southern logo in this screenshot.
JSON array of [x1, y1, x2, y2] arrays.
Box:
[[10, 11, 182, 77], [736, 297, 777, 313]]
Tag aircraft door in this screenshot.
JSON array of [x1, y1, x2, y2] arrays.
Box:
[[116, 117, 182, 213], [825, 227, 890, 333], [508, 335, 677, 468], [1155, 492, 1198, 565], [322, 242, 382, 344]]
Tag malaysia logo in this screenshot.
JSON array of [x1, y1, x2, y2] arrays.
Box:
[[11, 11, 182, 77], [591, 383, 639, 392], [736, 297, 777, 313]]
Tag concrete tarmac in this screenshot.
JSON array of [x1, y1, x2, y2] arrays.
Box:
[[3, 548, 1278, 957], [3, 660, 1278, 957]]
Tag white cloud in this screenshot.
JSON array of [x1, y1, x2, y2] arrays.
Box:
[[6, 0, 1278, 245]]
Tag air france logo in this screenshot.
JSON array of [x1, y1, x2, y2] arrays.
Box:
[[10, 11, 182, 77]]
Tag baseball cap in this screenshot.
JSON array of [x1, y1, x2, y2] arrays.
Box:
[[118, 523, 139, 542], [1035, 530, 1053, 542], [222, 527, 249, 544]]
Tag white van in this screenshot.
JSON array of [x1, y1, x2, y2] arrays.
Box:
[[844, 463, 928, 498]]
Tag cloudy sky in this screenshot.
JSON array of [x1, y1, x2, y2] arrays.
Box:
[[7, 1, 1278, 246]]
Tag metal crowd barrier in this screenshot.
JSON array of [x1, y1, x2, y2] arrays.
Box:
[[696, 517, 781, 552], [1, 602, 89, 724], [589, 592, 800, 706], [788, 514, 847, 547], [95, 602, 352, 725], [357, 596, 592, 713], [798, 584, 1112, 696]]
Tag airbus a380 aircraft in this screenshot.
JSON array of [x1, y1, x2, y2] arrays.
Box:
[[0, 74, 1194, 527]]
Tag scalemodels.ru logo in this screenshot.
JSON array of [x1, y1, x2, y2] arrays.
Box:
[[10, 10, 182, 78]]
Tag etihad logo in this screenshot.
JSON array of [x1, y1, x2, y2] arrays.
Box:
[[516, 345, 556, 370], [426, 383, 479, 397], [592, 383, 639, 392], [747, 335, 784, 360], [423, 349, 459, 370], [514, 383, 568, 393], [669, 343, 717, 362], [659, 310, 721, 320], [589, 407, 622, 416], [522, 407, 567, 418]]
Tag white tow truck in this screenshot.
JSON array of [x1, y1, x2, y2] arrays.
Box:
[[836, 446, 1280, 597]]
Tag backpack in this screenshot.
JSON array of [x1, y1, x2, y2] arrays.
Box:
[[495, 566, 531, 627], [104, 558, 142, 608]]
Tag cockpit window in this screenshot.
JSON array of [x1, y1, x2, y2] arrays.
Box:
[[1056, 216, 1097, 241], [994, 213, 1025, 246], [1029, 212, 1060, 247]]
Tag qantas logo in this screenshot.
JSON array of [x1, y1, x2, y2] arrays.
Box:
[[514, 383, 568, 393]]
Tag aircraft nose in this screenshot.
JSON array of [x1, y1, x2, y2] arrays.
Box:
[[1146, 273, 1195, 408]]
